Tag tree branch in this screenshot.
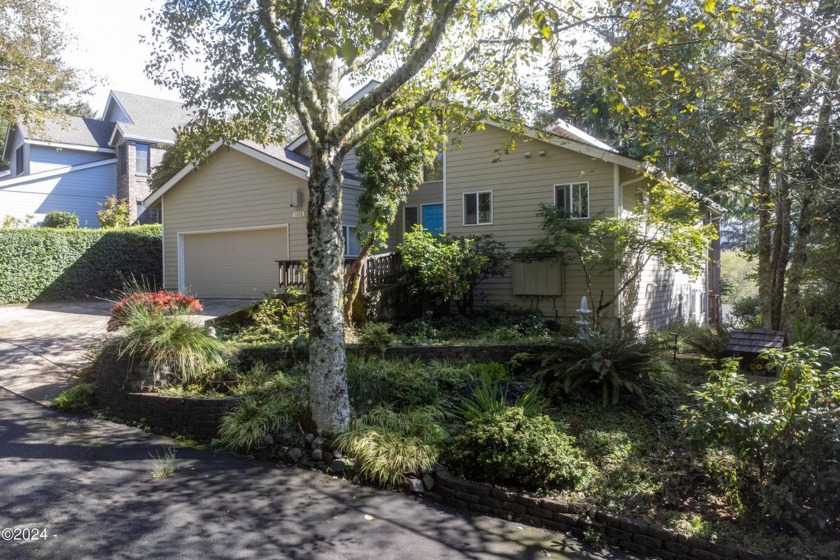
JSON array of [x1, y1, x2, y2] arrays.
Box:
[[256, 0, 319, 140], [342, 0, 415, 78], [333, 0, 460, 141]]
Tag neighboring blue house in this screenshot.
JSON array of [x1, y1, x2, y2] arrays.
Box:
[[1, 91, 190, 227]]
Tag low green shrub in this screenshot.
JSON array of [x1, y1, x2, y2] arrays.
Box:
[[683, 345, 840, 530], [229, 289, 307, 345], [542, 329, 676, 406], [448, 407, 590, 491], [42, 211, 79, 229], [333, 405, 448, 487], [0, 225, 162, 303], [358, 322, 395, 353], [52, 382, 96, 411]]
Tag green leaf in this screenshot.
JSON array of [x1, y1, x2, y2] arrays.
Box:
[[340, 41, 358, 65]]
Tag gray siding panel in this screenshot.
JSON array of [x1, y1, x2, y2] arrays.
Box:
[[29, 146, 112, 173], [0, 163, 117, 227]]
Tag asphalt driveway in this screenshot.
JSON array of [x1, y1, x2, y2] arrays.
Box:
[[0, 389, 633, 560]]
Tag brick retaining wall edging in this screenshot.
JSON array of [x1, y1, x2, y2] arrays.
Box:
[[429, 469, 773, 560]]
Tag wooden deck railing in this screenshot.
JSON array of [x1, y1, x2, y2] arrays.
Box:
[[276, 252, 402, 292]]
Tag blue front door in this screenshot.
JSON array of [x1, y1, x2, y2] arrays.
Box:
[[422, 204, 444, 236]]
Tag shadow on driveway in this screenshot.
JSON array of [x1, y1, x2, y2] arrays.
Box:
[[0, 389, 632, 560]]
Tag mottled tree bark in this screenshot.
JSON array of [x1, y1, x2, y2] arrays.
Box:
[[306, 143, 350, 434]]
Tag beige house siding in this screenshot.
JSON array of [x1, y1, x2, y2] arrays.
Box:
[[161, 147, 309, 291], [629, 254, 708, 332], [443, 124, 617, 321], [618, 173, 710, 332]]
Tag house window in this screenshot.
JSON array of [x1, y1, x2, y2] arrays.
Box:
[[404, 206, 419, 232], [464, 191, 492, 225], [15, 146, 24, 176], [555, 182, 589, 219], [422, 152, 443, 182], [344, 225, 360, 257], [118, 145, 127, 175], [135, 144, 150, 175]]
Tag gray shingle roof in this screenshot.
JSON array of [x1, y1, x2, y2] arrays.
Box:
[[110, 91, 192, 143], [238, 140, 359, 182], [726, 328, 788, 355], [240, 140, 311, 171], [29, 117, 115, 149]]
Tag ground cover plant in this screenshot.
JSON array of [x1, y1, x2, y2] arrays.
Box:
[[52, 382, 96, 412]]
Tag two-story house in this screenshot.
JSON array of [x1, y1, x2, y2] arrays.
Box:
[[143, 112, 722, 331], [1, 91, 191, 226]]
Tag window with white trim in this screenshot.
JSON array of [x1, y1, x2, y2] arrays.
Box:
[[135, 143, 150, 175], [463, 191, 492, 225], [344, 225, 360, 257], [15, 146, 24, 176], [403, 206, 419, 232], [555, 182, 589, 219]]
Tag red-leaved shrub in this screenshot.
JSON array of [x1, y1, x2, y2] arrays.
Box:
[[108, 291, 203, 331]]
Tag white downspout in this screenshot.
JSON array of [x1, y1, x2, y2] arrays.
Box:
[[442, 145, 447, 234]]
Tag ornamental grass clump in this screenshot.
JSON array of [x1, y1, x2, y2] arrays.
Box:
[[105, 296, 229, 387], [220, 367, 308, 451], [334, 405, 448, 488]]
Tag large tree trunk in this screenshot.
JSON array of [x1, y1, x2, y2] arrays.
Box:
[[783, 66, 839, 332], [307, 144, 350, 434], [769, 105, 799, 330], [756, 102, 776, 329]]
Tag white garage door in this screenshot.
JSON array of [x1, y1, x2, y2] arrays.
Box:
[[182, 227, 288, 298]]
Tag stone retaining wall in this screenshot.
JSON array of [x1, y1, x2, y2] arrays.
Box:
[[429, 469, 770, 560], [99, 391, 240, 440], [94, 352, 239, 439], [238, 343, 555, 367]]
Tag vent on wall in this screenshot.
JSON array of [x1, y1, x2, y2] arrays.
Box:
[[512, 260, 564, 296]]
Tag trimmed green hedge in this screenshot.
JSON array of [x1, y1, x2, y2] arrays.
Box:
[[0, 225, 162, 303]]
